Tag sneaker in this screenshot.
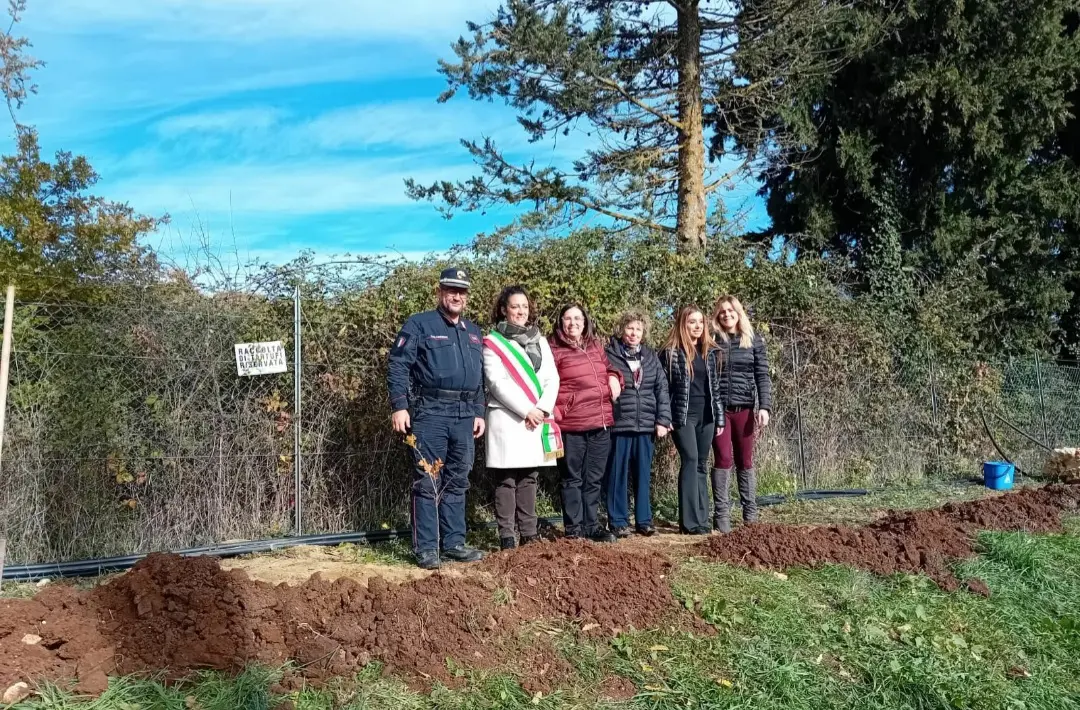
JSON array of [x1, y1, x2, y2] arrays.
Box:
[[500, 537, 517, 550], [415, 550, 441, 569], [636, 524, 657, 537], [611, 526, 633, 539], [588, 529, 617, 543], [442, 545, 484, 563], [519, 534, 540, 545]]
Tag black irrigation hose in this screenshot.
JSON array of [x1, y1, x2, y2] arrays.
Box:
[[1, 518, 550, 583], [980, 410, 1040, 480], [2, 490, 874, 582], [985, 410, 1055, 454]]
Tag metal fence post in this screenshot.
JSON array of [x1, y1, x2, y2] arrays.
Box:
[[927, 347, 939, 431], [791, 333, 808, 490], [293, 285, 303, 535], [1034, 351, 1052, 450], [927, 346, 941, 469]]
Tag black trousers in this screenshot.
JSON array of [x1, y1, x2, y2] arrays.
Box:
[[492, 467, 539, 539], [558, 429, 610, 536], [672, 402, 715, 533]]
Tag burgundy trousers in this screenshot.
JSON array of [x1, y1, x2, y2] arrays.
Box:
[[712, 407, 755, 471]]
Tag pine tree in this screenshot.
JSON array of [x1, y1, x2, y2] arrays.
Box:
[[406, 0, 871, 253]]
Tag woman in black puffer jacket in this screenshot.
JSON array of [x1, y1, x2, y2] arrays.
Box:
[[661, 305, 725, 535], [604, 310, 672, 538], [710, 294, 773, 532]]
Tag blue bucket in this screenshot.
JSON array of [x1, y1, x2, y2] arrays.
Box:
[[982, 461, 1015, 490]]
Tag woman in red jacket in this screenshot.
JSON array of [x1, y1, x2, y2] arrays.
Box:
[[549, 304, 623, 543]]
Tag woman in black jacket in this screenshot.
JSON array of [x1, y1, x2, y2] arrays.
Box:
[[710, 294, 773, 531], [661, 305, 725, 535], [604, 310, 672, 538]]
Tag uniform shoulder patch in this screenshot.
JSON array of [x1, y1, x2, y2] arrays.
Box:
[[469, 333, 481, 345]]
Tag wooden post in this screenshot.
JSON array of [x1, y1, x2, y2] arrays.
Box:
[[0, 284, 14, 463], [0, 283, 13, 590]]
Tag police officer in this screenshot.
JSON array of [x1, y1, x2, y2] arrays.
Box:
[[388, 267, 487, 569]]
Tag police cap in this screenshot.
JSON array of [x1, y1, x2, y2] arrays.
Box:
[[438, 267, 471, 290]]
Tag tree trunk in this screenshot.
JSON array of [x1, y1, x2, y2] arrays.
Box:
[[675, 0, 706, 253]]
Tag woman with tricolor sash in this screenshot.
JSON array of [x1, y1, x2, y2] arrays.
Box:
[[482, 285, 562, 550]]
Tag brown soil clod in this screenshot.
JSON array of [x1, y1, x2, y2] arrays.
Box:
[[695, 483, 1080, 590]]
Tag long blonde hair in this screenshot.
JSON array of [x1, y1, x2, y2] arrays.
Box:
[[662, 305, 715, 379], [711, 294, 754, 349]]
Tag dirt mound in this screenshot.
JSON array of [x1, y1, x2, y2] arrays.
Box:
[[0, 585, 111, 696], [92, 552, 520, 683], [484, 538, 703, 634], [1, 541, 697, 695], [695, 484, 1080, 589]]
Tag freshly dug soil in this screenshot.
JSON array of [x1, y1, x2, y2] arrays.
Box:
[[92, 553, 525, 682], [695, 483, 1080, 590], [5, 484, 1077, 697], [1, 539, 687, 695], [482, 537, 698, 634], [0, 585, 112, 696]]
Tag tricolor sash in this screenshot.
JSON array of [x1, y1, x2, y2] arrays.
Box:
[[484, 331, 564, 460]]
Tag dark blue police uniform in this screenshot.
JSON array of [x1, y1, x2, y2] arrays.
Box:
[[387, 273, 485, 557]]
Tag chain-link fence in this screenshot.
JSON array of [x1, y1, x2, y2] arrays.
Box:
[[1, 281, 1077, 565]]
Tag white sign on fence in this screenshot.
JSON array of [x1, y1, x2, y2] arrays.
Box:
[[234, 341, 288, 376]]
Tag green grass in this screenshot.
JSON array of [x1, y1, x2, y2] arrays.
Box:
[[1, 580, 39, 598], [14, 490, 1080, 709], [2, 574, 114, 599], [329, 539, 415, 566], [758, 480, 998, 526]]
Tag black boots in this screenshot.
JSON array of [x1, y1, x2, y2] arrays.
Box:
[[442, 545, 485, 563], [415, 550, 441, 569], [501, 534, 540, 550], [588, 528, 617, 543]]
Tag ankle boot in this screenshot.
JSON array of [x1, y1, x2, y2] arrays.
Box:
[[737, 468, 758, 523], [711, 467, 732, 533]]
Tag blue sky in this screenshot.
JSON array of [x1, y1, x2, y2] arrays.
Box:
[[13, 0, 766, 271]]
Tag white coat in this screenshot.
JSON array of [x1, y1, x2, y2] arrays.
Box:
[[483, 335, 560, 469]]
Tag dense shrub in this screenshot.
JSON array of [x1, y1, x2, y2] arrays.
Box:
[[1, 231, 1072, 563]]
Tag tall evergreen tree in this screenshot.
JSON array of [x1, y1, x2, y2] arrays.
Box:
[[748, 0, 1080, 353], [406, 0, 874, 253], [1049, 11, 1080, 356]]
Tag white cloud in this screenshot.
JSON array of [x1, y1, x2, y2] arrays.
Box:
[[105, 157, 473, 218], [303, 100, 505, 151], [154, 107, 283, 138], [16, 0, 490, 141], [28, 0, 496, 45], [148, 98, 592, 164]]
